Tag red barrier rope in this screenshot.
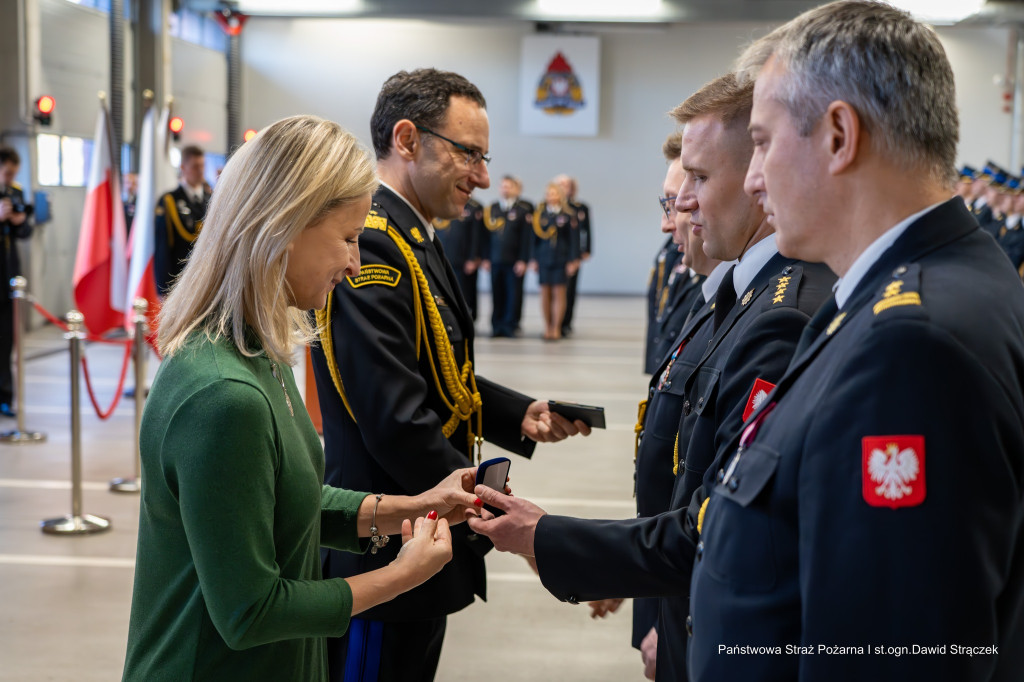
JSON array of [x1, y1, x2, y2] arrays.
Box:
[[25, 295, 136, 419], [80, 342, 133, 420]]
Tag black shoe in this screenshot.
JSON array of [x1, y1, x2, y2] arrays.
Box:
[[0, 403, 16, 418], [561, 326, 573, 337]]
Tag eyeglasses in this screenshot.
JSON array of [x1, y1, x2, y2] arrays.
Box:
[[659, 195, 677, 218], [415, 125, 491, 167]]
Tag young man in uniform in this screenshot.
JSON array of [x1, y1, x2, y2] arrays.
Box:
[[154, 145, 210, 295], [481, 175, 532, 337]]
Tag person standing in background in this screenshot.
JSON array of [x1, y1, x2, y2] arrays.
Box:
[[154, 145, 211, 295], [481, 175, 532, 337], [556, 174, 590, 337], [530, 180, 580, 341], [0, 146, 33, 419], [434, 196, 484, 320]]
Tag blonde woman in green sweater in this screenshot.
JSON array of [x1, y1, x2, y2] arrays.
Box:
[[122, 115, 482, 682]]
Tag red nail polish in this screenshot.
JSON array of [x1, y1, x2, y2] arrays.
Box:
[[427, 510, 438, 520], [474, 498, 483, 507]]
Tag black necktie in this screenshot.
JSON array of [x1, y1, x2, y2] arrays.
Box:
[[794, 295, 839, 357], [713, 266, 737, 332]]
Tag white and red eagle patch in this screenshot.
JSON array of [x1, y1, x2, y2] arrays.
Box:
[[742, 378, 776, 421], [861, 436, 926, 508]]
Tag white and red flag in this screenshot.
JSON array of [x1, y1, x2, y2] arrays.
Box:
[[73, 100, 128, 336], [124, 102, 160, 332]]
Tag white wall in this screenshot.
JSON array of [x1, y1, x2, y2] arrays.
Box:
[[18, 0, 228, 323], [243, 18, 1012, 295]]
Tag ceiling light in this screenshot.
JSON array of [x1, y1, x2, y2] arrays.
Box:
[[885, 0, 985, 25], [536, 0, 664, 20]]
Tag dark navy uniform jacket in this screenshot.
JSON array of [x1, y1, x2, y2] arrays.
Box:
[[649, 269, 705, 376], [645, 237, 684, 374], [311, 186, 535, 621], [481, 199, 532, 265], [434, 197, 483, 267], [632, 284, 717, 650], [535, 248, 834, 680], [569, 199, 592, 257], [530, 205, 580, 267], [691, 198, 1024, 682], [154, 184, 211, 295]]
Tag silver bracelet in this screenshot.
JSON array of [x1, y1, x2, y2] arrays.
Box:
[[369, 493, 389, 555]]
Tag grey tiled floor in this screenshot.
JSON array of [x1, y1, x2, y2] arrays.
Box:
[[0, 294, 652, 681]]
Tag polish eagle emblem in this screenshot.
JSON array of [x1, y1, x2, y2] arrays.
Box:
[[867, 443, 920, 500], [751, 389, 769, 411]]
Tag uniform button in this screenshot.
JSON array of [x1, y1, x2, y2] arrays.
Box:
[[782, 265, 793, 275], [686, 615, 693, 637], [728, 478, 740, 492], [696, 397, 704, 408], [664, 380, 672, 389], [696, 541, 704, 560], [894, 265, 908, 276], [716, 469, 725, 483], [683, 400, 691, 416], [567, 595, 579, 605], [649, 387, 655, 398], [446, 325, 453, 333]]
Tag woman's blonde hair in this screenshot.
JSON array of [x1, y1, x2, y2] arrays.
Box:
[[545, 181, 568, 211], [157, 115, 377, 365]]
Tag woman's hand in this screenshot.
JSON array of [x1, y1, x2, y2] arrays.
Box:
[[567, 260, 580, 276], [390, 513, 453, 588], [419, 467, 482, 526]]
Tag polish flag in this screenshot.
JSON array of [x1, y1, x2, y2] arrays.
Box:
[[124, 103, 160, 334], [73, 101, 128, 336]]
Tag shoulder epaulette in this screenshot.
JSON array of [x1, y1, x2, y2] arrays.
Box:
[[872, 263, 926, 320], [767, 264, 803, 308], [11, 182, 22, 191]]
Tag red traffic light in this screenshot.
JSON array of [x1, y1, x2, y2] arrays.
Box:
[[34, 95, 55, 125], [243, 128, 257, 142]]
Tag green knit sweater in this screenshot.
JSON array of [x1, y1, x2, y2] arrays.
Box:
[[122, 333, 369, 681]]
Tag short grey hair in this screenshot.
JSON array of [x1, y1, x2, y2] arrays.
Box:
[[736, 0, 958, 186]]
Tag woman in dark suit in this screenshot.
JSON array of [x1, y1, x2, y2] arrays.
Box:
[[530, 181, 580, 340]]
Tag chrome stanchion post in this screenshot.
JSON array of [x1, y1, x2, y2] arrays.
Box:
[[41, 310, 111, 535], [1, 276, 46, 443], [110, 298, 147, 492]]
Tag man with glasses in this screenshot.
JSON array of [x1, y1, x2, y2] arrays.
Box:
[[311, 68, 590, 682], [648, 132, 705, 376]]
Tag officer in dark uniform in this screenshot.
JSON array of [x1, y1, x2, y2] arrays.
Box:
[[645, 235, 683, 374], [0, 147, 33, 418], [154, 145, 210, 295], [682, 9, 1024, 679], [483, 7, 1023, 681], [556, 175, 590, 337], [513, 185, 535, 332], [530, 181, 580, 340], [646, 134, 687, 375], [997, 180, 1024, 276], [433, 195, 483, 320], [310, 68, 589, 682], [481, 175, 532, 337], [470, 74, 835, 681]]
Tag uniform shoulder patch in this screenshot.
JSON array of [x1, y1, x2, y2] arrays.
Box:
[[768, 265, 803, 307], [346, 264, 402, 289], [742, 378, 776, 421], [872, 264, 925, 319], [862, 435, 925, 508]]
